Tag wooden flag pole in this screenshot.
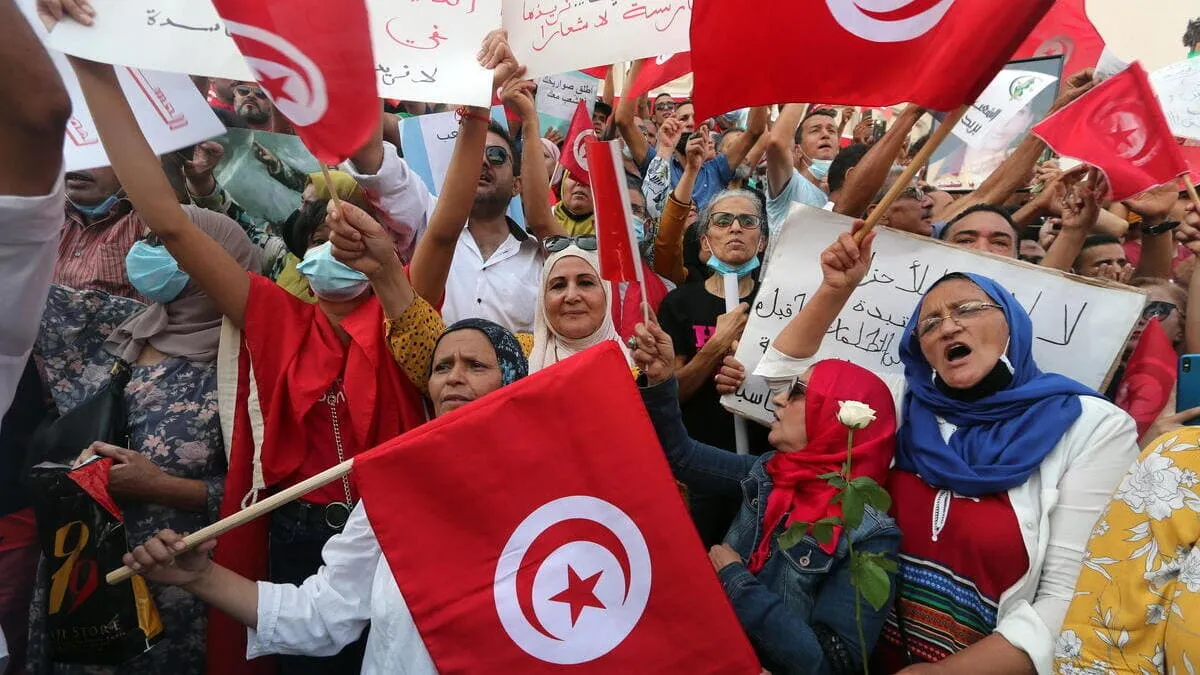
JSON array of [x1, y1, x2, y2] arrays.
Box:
[[853, 104, 969, 244], [106, 458, 355, 585], [319, 164, 344, 212]]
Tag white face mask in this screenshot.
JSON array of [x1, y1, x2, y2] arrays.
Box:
[[808, 158, 833, 181]]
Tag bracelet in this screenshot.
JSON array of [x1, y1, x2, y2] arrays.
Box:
[[456, 107, 491, 125], [1142, 219, 1180, 236]]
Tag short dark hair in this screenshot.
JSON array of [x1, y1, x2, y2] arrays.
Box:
[[487, 120, 521, 177], [828, 143, 870, 193], [1081, 233, 1122, 250], [715, 127, 745, 153], [794, 108, 838, 144], [593, 100, 613, 118], [654, 92, 673, 103], [1185, 17, 1200, 48], [940, 204, 1019, 240]]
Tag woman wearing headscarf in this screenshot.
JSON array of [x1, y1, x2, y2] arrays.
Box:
[[748, 225, 1139, 674], [630, 319, 899, 674], [113, 319, 529, 675], [28, 207, 262, 675]]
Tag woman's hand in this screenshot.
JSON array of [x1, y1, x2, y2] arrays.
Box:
[[714, 352, 746, 396], [544, 127, 565, 145], [631, 316, 677, 386], [329, 201, 400, 280], [657, 118, 685, 156], [36, 0, 94, 30], [708, 543, 742, 572], [818, 222, 875, 293], [84, 442, 167, 503], [500, 79, 537, 122], [122, 528, 217, 587], [710, 304, 750, 353]]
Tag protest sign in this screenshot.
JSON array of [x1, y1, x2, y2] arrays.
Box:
[[722, 205, 1147, 426], [535, 71, 598, 137], [1149, 58, 1200, 141], [950, 69, 1057, 149], [211, 129, 320, 226], [48, 0, 496, 107], [504, 0, 692, 79]]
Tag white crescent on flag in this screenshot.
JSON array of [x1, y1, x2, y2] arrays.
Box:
[[572, 129, 596, 172], [223, 20, 328, 127], [824, 0, 957, 42]]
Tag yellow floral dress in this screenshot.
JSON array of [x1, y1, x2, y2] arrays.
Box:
[[1054, 427, 1200, 675]]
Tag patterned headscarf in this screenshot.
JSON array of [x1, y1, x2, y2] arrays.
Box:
[[432, 318, 528, 386]]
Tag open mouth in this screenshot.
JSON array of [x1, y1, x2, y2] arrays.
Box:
[[441, 393, 473, 405], [65, 171, 94, 186], [945, 342, 972, 363]]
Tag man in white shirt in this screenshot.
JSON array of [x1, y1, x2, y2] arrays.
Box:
[[764, 105, 837, 230]]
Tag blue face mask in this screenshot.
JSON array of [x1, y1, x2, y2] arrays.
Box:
[[70, 193, 121, 218], [296, 242, 370, 302], [126, 240, 190, 304], [808, 158, 833, 181], [706, 254, 760, 278]]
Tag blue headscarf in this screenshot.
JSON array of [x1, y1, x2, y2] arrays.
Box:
[[895, 273, 1098, 496], [431, 318, 528, 386]]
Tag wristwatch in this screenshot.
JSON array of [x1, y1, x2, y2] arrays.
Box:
[[1143, 219, 1181, 236]]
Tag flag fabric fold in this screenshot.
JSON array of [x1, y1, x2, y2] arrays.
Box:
[[559, 100, 594, 185], [587, 139, 643, 286], [1011, 0, 1105, 77], [1114, 318, 1177, 440], [630, 53, 692, 99]]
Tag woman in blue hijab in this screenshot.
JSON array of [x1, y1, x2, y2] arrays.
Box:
[[751, 226, 1139, 675]]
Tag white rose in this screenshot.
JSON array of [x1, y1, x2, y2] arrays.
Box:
[[837, 400, 877, 430]]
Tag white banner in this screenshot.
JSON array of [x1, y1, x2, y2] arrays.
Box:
[[951, 69, 1057, 149], [47, 0, 497, 107], [504, 0, 692, 79], [722, 205, 1146, 426], [1149, 58, 1200, 142]]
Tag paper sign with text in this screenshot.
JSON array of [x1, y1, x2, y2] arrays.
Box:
[[951, 69, 1057, 148], [535, 71, 598, 136], [505, 0, 692, 79], [1149, 58, 1200, 141], [48, 0, 496, 107], [722, 205, 1146, 426]]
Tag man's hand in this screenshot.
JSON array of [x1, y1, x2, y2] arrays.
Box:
[[1123, 181, 1181, 223], [714, 353, 746, 396], [544, 127, 565, 145], [122, 528, 217, 588], [819, 223, 875, 293], [631, 316, 677, 386], [328, 201, 400, 280], [708, 543, 743, 572], [1060, 169, 1103, 233], [479, 29, 519, 92], [500, 79, 537, 122], [183, 141, 224, 197], [1050, 68, 1096, 112], [657, 117, 684, 154], [36, 0, 94, 31]]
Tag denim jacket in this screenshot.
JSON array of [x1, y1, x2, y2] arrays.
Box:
[[641, 377, 901, 675]]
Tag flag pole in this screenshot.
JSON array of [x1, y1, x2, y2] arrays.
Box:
[[319, 163, 344, 212], [106, 458, 355, 585], [853, 104, 969, 244]]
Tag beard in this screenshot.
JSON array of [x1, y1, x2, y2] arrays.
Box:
[[239, 104, 270, 125], [471, 188, 511, 220]]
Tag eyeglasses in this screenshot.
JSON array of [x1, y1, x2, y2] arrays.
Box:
[[1143, 300, 1178, 322], [233, 85, 268, 100], [898, 187, 924, 201], [543, 235, 598, 254], [917, 300, 1003, 339], [484, 145, 510, 167], [709, 212, 762, 230], [655, 102, 676, 112], [787, 377, 808, 401]]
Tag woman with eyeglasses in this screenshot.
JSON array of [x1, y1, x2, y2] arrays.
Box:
[[747, 225, 1139, 674], [628, 316, 900, 675]]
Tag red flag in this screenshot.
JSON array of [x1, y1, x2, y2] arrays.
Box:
[[1180, 141, 1200, 184], [1032, 63, 1188, 201], [355, 345, 761, 674], [1011, 0, 1105, 76], [587, 138, 643, 285], [580, 65, 611, 79], [211, 0, 377, 164], [691, 0, 1053, 120], [1114, 318, 1177, 439], [560, 100, 595, 185], [630, 53, 692, 99]]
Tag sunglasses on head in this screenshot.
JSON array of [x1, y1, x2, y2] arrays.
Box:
[[1143, 300, 1177, 322], [234, 85, 268, 100], [543, 235, 598, 254], [484, 145, 510, 167]]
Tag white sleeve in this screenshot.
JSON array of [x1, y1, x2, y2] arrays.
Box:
[[247, 503, 380, 658], [995, 398, 1140, 675], [340, 142, 436, 264], [0, 176, 63, 423]]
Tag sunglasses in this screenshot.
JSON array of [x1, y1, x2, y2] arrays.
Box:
[[543, 235, 598, 254], [655, 102, 676, 112], [1143, 300, 1177, 322], [234, 85, 268, 100], [484, 145, 510, 167], [787, 377, 808, 400], [709, 212, 762, 230]]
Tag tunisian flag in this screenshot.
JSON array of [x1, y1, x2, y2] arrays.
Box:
[[691, 0, 1053, 120], [588, 138, 644, 285], [630, 53, 693, 99], [1114, 318, 1177, 440], [355, 345, 760, 674], [211, 0, 377, 164], [560, 100, 595, 184], [1010, 0, 1105, 76], [1032, 63, 1188, 201]]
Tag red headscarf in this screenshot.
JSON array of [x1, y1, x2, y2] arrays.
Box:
[[746, 360, 896, 574]]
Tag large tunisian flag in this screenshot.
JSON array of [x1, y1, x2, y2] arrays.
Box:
[[354, 344, 760, 673], [1010, 0, 1105, 76], [211, 0, 377, 164], [691, 0, 1054, 120]]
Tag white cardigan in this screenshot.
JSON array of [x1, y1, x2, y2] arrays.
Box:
[[246, 503, 435, 674], [754, 347, 1140, 675]]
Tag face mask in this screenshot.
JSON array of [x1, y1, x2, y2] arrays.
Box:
[[633, 216, 646, 244], [706, 253, 760, 278], [69, 193, 121, 218], [296, 242, 370, 302], [126, 240, 190, 304], [808, 158, 833, 181]]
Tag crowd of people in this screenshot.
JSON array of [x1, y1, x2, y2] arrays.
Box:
[[4, 0, 1200, 673]]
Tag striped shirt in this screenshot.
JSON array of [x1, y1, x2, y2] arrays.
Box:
[[53, 200, 146, 302]]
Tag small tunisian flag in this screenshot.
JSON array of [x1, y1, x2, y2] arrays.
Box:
[[212, 0, 377, 164], [560, 99, 595, 184], [1114, 318, 1177, 440], [630, 53, 693, 99], [1032, 62, 1188, 201], [691, 0, 1053, 120], [355, 344, 760, 674], [1011, 0, 1105, 77], [588, 138, 643, 285]]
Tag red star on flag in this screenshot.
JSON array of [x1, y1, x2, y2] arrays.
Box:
[[548, 566, 605, 626], [256, 72, 294, 104]]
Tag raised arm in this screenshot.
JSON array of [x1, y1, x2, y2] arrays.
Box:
[[1040, 172, 1102, 273], [69, 57, 252, 326], [835, 104, 923, 217], [721, 106, 768, 169], [613, 59, 651, 170], [1124, 182, 1183, 281], [502, 78, 564, 241], [766, 104, 806, 199]]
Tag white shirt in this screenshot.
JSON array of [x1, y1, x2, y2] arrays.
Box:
[[755, 347, 1140, 675], [248, 503, 434, 674], [765, 168, 828, 232], [340, 142, 436, 265], [0, 176, 63, 424], [442, 225, 544, 334]]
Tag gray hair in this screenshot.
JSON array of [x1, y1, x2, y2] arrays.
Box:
[[697, 188, 767, 239]]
